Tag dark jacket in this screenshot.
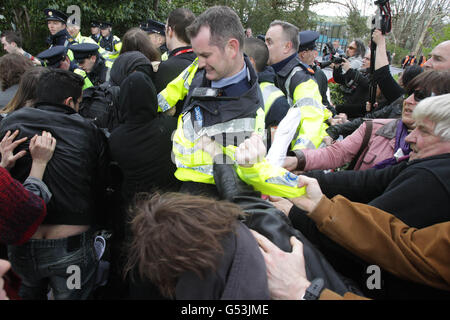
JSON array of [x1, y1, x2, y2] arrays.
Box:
[[313, 64, 331, 107], [333, 66, 369, 119], [326, 95, 403, 140], [109, 71, 179, 206], [154, 46, 196, 93], [257, 66, 290, 128], [0, 104, 109, 226], [47, 29, 76, 47], [213, 157, 364, 297], [176, 221, 270, 300], [88, 56, 110, 86]]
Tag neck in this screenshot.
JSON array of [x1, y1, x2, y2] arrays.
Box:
[[168, 37, 189, 52]]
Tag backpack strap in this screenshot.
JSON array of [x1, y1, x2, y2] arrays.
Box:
[[347, 120, 373, 170]]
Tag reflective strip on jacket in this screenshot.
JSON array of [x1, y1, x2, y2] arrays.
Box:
[[259, 81, 285, 117], [73, 68, 93, 90], [157, 58, 199, 112]]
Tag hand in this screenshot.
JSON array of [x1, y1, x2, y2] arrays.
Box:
[[288, 175, 323, 213], [0, 259, 11, 300], [341, 58, 351, 72], [235, 133, 266, 167], [322, 135, 334, 146], [366, 101, 378, 112], [29, 131, 56, 166], [0, 130, 27, 170], [28, 131, 56, 180], [269, 196, 293, 217], [372, 29, 385, 46], [282, 156, 298, 172], [196, 135, 223, 158], [251, 231, 310, 300]]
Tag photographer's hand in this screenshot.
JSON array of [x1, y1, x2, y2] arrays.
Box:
[[341, 58, 351, 72]]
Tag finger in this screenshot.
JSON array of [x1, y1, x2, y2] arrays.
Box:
[[51, 137, 57, 151], [290, 236, 304, 255], [9, 130, 20, 140], [11, 150, 27, 162], [1, 131, 11, 142], [10, 137, 27, 149], [296, 175, 316, 188], [251, 229, 278, 254], [269, 195, 283, 202]]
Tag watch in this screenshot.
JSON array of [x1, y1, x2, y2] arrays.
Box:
[[303, 278, 325, 300]]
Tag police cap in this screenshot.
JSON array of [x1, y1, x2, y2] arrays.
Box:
[[100, 22, 112, 29], [91, 21, 101, 28], [298, 30, 320, 52], [69, 43, 100, 63], [144, 19, 165, 35], [44, 8, 68, 24], [37, 46, 67, 68]]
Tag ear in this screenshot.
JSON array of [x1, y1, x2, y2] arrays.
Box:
[[227, 38, 240, 59], [63, 96, 73, 107], [285, 41, 294, 54]]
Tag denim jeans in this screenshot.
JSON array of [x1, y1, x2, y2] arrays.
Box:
[[7, 229, 98, 300]]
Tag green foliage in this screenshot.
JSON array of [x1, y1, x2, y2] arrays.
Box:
[[422, 24, 450, 56], [328, 82, 344, 106], [386, 42, 410, 67], [346, 9, 370, 41]]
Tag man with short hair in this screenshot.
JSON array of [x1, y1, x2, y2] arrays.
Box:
[[70, 43, 112, 86], [423, 40, 450, 71], [44, 8, 76, 49], [153, 8, 196, 97], [243, 37, 289, 145], [1, 31, 41, 65], [265, 20, 332, 167], [0, 69, 109, 300], [90, 21, 102, 43], [142, 19, 168, 59]]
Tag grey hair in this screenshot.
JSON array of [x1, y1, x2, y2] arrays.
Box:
[[269, 20, 299, 51], [413, 93, 450, 141]]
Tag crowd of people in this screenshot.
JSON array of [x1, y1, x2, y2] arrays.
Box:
[[0, 5, 449, 301]]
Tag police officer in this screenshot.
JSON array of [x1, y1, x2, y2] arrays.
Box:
[[153, 8, 196, 96], [264, 20, 332, 167], [44, 8, 76, 48], [142, 19, 168, 60], [36, 46, 93, 90], [243, 37, 290, 148], [69, 43, 112, 86], [298, 30, 331, 109], [90, 21, 102, 43], [99, 22, 122, 61]]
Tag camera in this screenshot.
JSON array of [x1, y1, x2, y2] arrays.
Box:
[[319, 42, 348, 68], [371, 0, 392, 34]]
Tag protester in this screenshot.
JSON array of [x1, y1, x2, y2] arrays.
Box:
[[0, 53, 34, 109]]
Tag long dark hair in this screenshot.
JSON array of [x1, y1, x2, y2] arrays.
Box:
[[120, 28, 161, 62], [123, 192, 242, 298], [1, 67, 49, 114], [0, 53, 34, 91]]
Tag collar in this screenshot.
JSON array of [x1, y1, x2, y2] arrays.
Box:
[[34, 102, 77, 114], [90, 56, 105, 75], [169, 46, 193, 57], [211, 61, 248, 89], [271, 53, 298, 74]]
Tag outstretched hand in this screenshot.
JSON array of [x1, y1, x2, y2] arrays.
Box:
[[235, 133, 266, 167], [0, 130, 27, 170], [251, 230, 310, 300], [29, 131, 56, 166], [288, 175, 323, 213]]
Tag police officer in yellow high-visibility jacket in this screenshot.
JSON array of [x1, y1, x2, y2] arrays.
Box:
[[265, 21, 332, 167], [98, 22, 122, 61], [159, 7, 307, 199]]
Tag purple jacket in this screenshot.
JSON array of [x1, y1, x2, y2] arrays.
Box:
[[300, 119, 400, 171]]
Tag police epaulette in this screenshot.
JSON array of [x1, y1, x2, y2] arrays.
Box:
[[299, 61, 315, 75]]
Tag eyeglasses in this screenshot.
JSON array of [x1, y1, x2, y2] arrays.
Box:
[[406, 89, 431, 102]]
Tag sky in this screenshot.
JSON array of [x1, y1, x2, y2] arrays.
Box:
[[311, 0, 377, 18]]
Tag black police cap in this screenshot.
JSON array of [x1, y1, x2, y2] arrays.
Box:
[[37, 46, 67, 68], [298, 30, 320, 52], [69, 43, 100, 63], [144, 19, 165, 35], [44, 8, 68, 24], [91, 21, 101, 28], [100, 22, 112, 29]]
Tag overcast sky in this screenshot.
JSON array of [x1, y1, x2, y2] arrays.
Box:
[[311, 0, 377, 17]]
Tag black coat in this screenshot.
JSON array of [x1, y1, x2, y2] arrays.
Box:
[[108, 71, 179, 206], [0, 104, 109, 226], [154, 46, 196, 93]]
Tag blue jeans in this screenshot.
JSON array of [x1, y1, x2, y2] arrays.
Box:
[[7, 229, 98, 300]]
